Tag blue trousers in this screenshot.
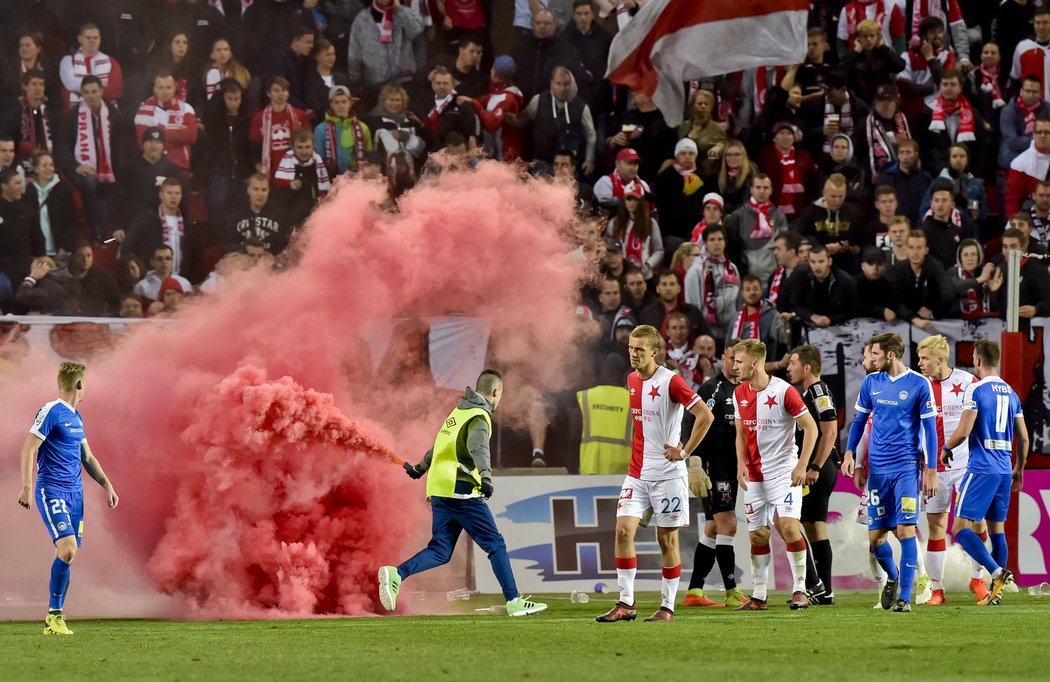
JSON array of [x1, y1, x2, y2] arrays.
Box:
[[398, 496, 518, 601]]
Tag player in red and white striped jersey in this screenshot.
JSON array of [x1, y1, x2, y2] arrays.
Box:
[[916, 335, 987, 604], [596, 325, 714, 624], [731, 339, 818, 611]]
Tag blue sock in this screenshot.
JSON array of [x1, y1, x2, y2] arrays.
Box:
[[990, 533, 1008, 569], [872, 542, 899, 581], [957, 528, 999, 574], [49, 556, 71, 612], [898, 536, 918, 604]]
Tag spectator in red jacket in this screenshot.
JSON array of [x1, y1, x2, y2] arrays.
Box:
[[461, 55, 524, 162], [250, 77, 311, 176], [134, 71, 199, 172], [1006, 118, 1050, 217], [757, 122, 817, 220]]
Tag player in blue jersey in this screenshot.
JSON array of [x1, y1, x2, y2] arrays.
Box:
[[17, 362, 119, 635], [841, 332, 939, 613], [941, 339, 1029, 606]]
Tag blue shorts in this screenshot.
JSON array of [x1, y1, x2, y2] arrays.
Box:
[[867, 468, 920, 530], [36, 486, 84, 547], [956, 471, 1012, 523]]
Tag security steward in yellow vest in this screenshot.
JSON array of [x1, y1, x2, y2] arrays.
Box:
[[377, 370, 547, 616]]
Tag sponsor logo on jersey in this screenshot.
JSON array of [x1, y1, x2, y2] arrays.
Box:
[[619, 488, 633, 500], [901, 497, 917, 513]]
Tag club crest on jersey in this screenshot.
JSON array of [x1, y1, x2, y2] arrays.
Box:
[[707, 399, 716, 409], [898, 390, 908, 400], [57, 522, 67, 531]]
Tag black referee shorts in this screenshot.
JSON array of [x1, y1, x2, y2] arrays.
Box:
[[800, 456, 838, 523]]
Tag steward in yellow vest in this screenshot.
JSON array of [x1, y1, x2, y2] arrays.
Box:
[[377, 370, 547, 617]]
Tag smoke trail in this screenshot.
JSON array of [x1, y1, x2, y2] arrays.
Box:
[[0, 162, 585, 617]]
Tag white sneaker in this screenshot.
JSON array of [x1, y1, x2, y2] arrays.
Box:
[[915, 574, 933, 605]]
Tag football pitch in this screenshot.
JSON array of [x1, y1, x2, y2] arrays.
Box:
[[3, 593, 1050, 681]]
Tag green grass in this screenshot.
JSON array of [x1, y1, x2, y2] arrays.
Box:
[[3, 593, 1050, 681]]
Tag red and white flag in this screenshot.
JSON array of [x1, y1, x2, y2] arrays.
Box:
[[606, 0, 808, 126]]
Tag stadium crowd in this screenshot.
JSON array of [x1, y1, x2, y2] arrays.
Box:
[[0, 0, 1045, 461]]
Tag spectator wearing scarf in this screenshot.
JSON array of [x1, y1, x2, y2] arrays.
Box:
[[59, 24, 124, 107], [998, 75, 1050, 170], [654, 138, 705, 240], [757, 122, 816, 220], [863, 84, 911, 175], [684, 223, 740, 340], [724, 173, 787, 283], [945, 238, 992, 318], [347, 0, 425, 92], [464, 55, 525, 162], [134, 72, 199, 172], [920, 68, 985, 177], [8, 70, 52, 177], [314, 86, 372, 175]]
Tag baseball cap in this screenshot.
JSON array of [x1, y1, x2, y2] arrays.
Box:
[[861, 246, 887, 264], [623, 183, 644, 199], [143, 126, 165, 143], [604, 236, 623, 253], [493, 55, 516, 79], [874, 83, 898, 101], [615, 316, 637, 330], [772, 121, 795, 136], [329, 85, 356, 101], [616, 148, 641, 163]]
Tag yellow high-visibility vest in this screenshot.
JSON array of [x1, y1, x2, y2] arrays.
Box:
[[577, 385, 632, 475], [426, 406, 491, 498]]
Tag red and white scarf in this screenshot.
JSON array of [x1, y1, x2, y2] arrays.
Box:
[[690, 220, 709, 243], [17, 97, 51, 161], [701, 257, 726, 325], [375, 0, 395, 43], [922, 206, 962, 227], [426, 94, 454, 131], [929, 95, 975, 142], [845, 0, 884, 44], [160, 206, 185, 274], [866, 110, 911, 174], [980, 63, 1006, 109], [609, 170, 648, 199], [208, 0, 253, 17], [823, 95, 853, 153], [68, 50, 114, 105], [1018, 95, 1041, 135], [623, 221, 644, 268], [733, 304, 762, 339], [754, 66, 787, 116], [261, 105, 304, 174], [767, 265, 787, 305], [906, 46, 956, 75], [323, 115, 366, 171], [773, 145, 803, 217], [957, 266, 989, 316], [749, 196, 775, 239], [74, 101, 114, 183]]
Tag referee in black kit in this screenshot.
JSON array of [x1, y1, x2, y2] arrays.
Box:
[[786, 344, 839, 605]]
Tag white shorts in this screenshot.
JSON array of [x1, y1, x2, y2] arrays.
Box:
[[616, 475, 690, 528], [744, 475, 802, 532], [925, 468, 965, 514]]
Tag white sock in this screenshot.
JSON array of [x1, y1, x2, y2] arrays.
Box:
[[970, 558, 984, 580], [870, 551, 888, 583], [787, 540, 808, 593], [661, 565, 681, 611], [616, 557, 637, 606], [915, 541, 927, 577], [927, 547, 946, 590], [751, 546, 771, 601]]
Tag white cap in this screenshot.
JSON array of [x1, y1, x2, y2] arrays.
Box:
[[674, 138, 698, 157]]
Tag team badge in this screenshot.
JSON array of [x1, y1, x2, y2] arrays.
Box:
[[707, 399, 716, 409], [57, 522, 67, 531], [898, 390, 909, 400]]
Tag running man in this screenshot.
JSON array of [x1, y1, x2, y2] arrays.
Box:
[[378, 370, 547, 617], [18, 362, 119, 635], [842, 332, 938, 613], [942, 339, 1029, 606], [596, 324, 714, 623]]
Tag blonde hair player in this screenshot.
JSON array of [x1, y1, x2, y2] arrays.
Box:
[[17, 362, 119, 636], [596, 325, 714, 623], [732, 340, 819, 611], [916, 334, 986, 604]]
